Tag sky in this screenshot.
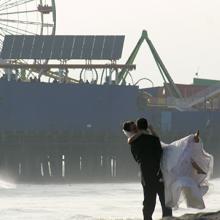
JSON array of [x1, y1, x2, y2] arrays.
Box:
[[55, 0, 220, 87]]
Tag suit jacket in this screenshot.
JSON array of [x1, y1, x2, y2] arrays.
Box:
[[130, 133, 163, 182]]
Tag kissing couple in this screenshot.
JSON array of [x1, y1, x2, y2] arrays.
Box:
[[123, 118, 213, 220]]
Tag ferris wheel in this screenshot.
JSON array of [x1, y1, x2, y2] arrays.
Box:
[[0, 0, 56, 51], [0, 0, 56, 80]]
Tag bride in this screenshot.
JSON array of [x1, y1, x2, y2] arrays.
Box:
[[123, 121, 214, 209], [160, 131, 213, 209]]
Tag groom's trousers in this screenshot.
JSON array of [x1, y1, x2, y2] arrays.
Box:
[[142, 176, 172, 220]]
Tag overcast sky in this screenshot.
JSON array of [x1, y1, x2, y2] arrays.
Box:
[[55, 0, 220, 87]]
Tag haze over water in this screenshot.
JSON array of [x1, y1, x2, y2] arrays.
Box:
[[0, 178, 219, 220]]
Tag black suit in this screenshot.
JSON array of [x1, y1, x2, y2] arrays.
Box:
[[130, 133, 172, 220]]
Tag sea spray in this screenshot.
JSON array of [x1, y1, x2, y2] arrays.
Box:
[[0, 174, 16, 189]]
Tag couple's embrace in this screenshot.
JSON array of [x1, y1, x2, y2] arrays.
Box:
[[123, 118, 213, 220]]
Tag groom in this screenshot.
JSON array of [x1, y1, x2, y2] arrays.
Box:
[[128, 118, 172, 220]]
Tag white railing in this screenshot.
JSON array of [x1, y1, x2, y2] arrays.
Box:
[[166, 84, 220, 110], [183, 84, 220, 107]]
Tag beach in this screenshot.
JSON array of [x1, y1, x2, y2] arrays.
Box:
[[0, 178, 219, 220]]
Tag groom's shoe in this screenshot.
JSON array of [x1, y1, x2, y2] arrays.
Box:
[[162, 207, 172, 218]]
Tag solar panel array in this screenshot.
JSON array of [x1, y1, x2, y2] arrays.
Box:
[[1, 35, 125, 60]]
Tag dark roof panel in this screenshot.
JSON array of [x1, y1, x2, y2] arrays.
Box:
[[51, 36, 64, 59], [102, 36, 114, 59], [81, 36, 94, 59], [21, 36, 35, 59], [1, 35, 125, 60], [1, 35, 13, 59], [41, 35, 54, 59], [92, 36, 104, 59], [71, 36, 84, 59], [62, 36, 74, 59], [31, 36, 44, 59], [11, 35, 24, 59], [112, 36, 125, 60]]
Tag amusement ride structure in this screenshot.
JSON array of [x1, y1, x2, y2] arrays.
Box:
[[0, 0, 56, 79]]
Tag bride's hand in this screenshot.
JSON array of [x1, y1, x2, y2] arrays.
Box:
[[194, 130, 200, 143]]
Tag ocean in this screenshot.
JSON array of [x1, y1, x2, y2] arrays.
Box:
[[0, 178, 219, 220]]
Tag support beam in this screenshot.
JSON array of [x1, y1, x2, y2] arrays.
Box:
[[0, 63, 136, 70]]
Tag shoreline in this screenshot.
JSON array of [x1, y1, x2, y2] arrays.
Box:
[[162, 210, 220, 220]]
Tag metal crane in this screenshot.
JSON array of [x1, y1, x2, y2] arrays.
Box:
[[117, 30, 183, 98]]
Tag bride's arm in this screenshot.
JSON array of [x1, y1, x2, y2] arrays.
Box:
[[128, 131, 142, 144], [191, 130, 206, 174], [191, 159, 206, 174]]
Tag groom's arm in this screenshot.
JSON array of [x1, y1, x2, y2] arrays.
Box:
[[130, 139, 142, 163], [154, 136, 163, 163]]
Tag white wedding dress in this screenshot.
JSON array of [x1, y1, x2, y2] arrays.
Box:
[[160, 135, 214, 209]]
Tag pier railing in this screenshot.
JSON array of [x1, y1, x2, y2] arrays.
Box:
[[147, 85, 220, 110]]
